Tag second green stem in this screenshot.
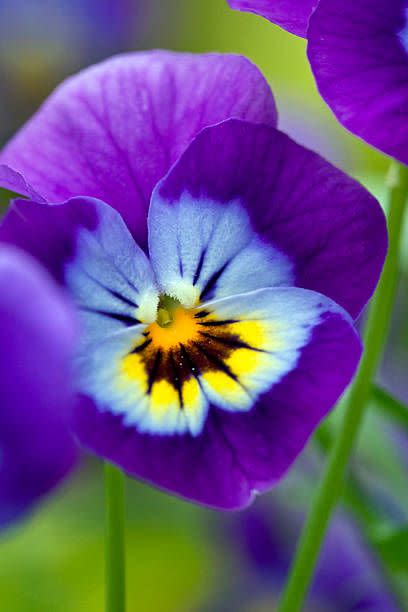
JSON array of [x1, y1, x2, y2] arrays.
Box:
[[105, 462, 126, 612]]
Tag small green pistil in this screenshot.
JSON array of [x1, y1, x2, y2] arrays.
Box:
[[156, 295, 181, 328]]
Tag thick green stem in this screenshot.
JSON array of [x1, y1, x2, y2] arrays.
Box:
[[105, 462, 126, 612], [277, 161, 408, 612]]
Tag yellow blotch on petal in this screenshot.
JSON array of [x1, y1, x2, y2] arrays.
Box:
[[202, 370, 251, 408], [182, 377, 201, 414], [121, 353, 148, 391], [226, 347, 262, 378], [230, 319, 283, 351], [150, 380, 179, 416]]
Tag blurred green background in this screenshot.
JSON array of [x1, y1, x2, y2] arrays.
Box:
[[0, 1, 407, 611]]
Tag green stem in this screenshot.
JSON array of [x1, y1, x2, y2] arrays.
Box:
[[277, 161, 408, 612], [105, 462, 126, 612]]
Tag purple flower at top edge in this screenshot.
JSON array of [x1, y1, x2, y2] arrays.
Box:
[[307, 0, 408, 167], [0, 246, 77, 528], [228, 0, 408, 165], [0, 52, 386, 510], [227, 0, 318, 37]]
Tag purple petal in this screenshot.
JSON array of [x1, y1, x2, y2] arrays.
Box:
[[308, 0, 408, 165], [74, 287, 361, 509], [156, 119, 387, 319], [0, 51, 277, 249], [0, 164, 45, 201], [228, 0, 318, 37], [0, 196, 99, 283], [149, 187, 294, 305], [0, 247, 77, 527]]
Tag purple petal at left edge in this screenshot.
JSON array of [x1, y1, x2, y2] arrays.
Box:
[[152, 119, 387, 319], [227, 0, 318, 37], [0, 51, 277, 250], [0, 247, 77, 528], [308, 0, 408, 165], [74, 288, 361, 510]]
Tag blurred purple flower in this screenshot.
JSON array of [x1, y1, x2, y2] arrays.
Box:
[[0, 52, 386, 509], [0, 0, 141, 142], [0, 0, 136, 61], [228, 501, 398, 611], [228, 0, 408, 165], [0, 246, 77, 528]]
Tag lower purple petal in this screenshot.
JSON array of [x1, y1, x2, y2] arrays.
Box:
[[74, 296, 361, 510]]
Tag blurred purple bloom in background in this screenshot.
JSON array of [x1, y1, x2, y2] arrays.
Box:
[[226, 500, 398, 611], [228, 0, 408, 165], [203, 450, 399, 611], [0, 51, 386, 510], [0, 0, 141, 142], [0, 246, 77, 528]]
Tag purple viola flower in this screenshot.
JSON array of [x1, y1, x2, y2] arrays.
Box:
[[307, 0, 408, 167], [228, 0, 408, 165], [0, 246, 77, 528], [0, 52, 386, 510]]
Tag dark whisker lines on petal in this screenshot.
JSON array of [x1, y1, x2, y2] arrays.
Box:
[[122, 305, 255, 404], [75, 264, 139, 308], [192, 341, 249, 393], [147, 349, 162, 393], [197, 318, 240, 327], [198, 330, 267, 353], [169, 350, 184, 409], [200, 259, 232, 301], [80, 306, 141, 326], [130, 337, 152, 354], [193, 247, 207, 286]]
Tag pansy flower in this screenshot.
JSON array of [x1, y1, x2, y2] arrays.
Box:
[[0, 52, 386, 509], [0, 246, 76, 527], [228, 0, 408, 165]]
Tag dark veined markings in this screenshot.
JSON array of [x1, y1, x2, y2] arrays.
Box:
[[128, 309, 257, 408]]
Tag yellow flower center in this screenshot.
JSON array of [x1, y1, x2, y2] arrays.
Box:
[[147, 304, 200, 351]]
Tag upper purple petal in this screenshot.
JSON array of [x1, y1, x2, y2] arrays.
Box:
[[0, 247, 77, 527], [308, 0, 408, 165], [156, 119, 387, 319], [228, 0, 318, 37], [0, 51, 277, 249]]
